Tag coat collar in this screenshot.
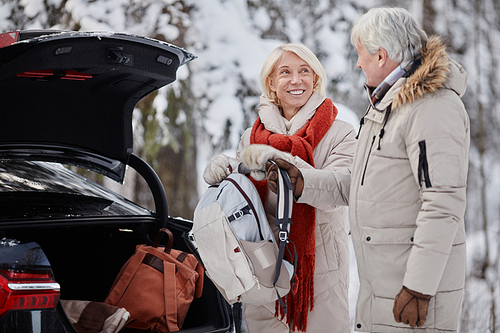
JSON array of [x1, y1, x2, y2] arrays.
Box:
[[364, 36, 461, 116], [363, 78, 406, 124], [393, 36, 451, 108]]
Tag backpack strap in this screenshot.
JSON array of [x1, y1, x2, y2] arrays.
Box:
[[227, 205, 252, 223], [226, 177, 265, 241], [273, 167, 295, 313]]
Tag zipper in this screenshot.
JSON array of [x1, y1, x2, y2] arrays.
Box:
[[361, 135, 377, 186], [355, 105, 371, 140], [418, 140, 432, 188]]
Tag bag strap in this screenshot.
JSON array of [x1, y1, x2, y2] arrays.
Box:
[[273, 166, 295, 313], [226, 177, 265, 241], [227, 205, 252, 222], [152, 228, 174, 254], [163, 260, 179, 332]]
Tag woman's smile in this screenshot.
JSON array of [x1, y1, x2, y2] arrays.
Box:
[[268, 51, 315, 120]]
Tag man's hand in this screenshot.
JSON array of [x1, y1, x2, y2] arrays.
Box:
[[265, 158, 304, 200], [393, 286, 431, 328]]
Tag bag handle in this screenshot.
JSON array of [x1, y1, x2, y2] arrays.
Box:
[[273, 165, 295, 314], [152, 228, 174, 254]]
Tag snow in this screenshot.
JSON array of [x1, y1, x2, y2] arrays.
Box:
[[188, 0, 361, 194], [336, 102, 361, 131], [2, 0, 497, 331], [20, 0, 43, 17], [252, 7, 272, 31]]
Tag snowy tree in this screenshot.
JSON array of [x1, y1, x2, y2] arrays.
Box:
[[1, 0, 499, 331]]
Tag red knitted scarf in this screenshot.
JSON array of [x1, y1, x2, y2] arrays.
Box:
[[249, 98, 337, 331]]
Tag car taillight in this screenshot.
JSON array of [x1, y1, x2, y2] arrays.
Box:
[[16, 69, 93, 81], [0, 31, 19, 48], [0, 269, 60, 316]]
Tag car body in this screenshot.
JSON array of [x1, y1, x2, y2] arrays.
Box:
[[0, 30, 230, 333]]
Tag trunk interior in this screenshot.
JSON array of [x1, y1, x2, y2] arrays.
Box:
[[2, 219, 231, 332]]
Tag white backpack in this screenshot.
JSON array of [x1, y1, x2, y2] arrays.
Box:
[[192, 168, 295, 307]]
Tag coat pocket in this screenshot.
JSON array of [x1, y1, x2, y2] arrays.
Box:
[[361, 226, 416, 297], [317, 223, 339, 271], [371, 294, 435, 331]]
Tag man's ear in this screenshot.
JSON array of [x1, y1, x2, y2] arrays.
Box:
[[378, 47, 389, 68]]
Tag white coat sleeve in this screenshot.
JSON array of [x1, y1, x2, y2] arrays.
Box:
[[296, 120, 357, 210], [236, 128, 252, 160], [402, 93, 469, 295]]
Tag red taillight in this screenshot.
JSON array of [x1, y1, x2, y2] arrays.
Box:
[[0, 269, 60, 316], [16, 70, 54, 79], [61, 70, 93, 81], [0, 31, 19, 48], [2, 270, 53, 280], [16, 70, 92, 81]]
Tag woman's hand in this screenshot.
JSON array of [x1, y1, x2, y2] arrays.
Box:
[[240, 144, 294, 173], [203, 154, 239, 185]]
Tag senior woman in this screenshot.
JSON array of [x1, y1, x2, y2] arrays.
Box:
[[203, 43, 356, 332]]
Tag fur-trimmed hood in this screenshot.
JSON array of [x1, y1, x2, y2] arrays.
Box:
[[393, 36, 467, 109]]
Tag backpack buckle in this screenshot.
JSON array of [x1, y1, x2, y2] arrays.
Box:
[[279, 231, 288, 242], [232, 210, 244, 220]]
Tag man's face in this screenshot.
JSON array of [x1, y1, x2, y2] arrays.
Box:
[[355, 41, 385, 88]]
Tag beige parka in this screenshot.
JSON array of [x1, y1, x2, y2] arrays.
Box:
[[237, 92, 357, 333], [300, 36, 470, 332]]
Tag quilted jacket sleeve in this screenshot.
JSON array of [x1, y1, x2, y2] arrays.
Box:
[[237, 120, 356, 210], [402, 89, 469, 295], [297, 120, 356, 210]]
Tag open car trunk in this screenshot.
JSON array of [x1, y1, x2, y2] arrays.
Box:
[[0, 30, 231, 333]]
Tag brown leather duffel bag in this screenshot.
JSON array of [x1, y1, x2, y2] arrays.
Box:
[[105, 228, 204, 332]]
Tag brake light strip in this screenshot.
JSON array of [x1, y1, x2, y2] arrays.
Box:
[[8, 282, 60, 291], [16, 70, 92, 81]]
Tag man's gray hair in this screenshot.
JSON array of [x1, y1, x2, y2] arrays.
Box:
[[350, 7, 428, 64]]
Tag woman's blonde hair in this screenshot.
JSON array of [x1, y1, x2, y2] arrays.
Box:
[[260, 43, 326, 105]]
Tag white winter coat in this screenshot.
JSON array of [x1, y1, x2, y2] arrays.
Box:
[[301, 37, 469, 332], [237, 93, 357, 333]]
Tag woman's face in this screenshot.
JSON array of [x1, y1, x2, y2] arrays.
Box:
[[268, 52, 315, 119]]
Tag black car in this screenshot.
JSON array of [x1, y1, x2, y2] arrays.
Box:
[[0, 30, 230, 333]]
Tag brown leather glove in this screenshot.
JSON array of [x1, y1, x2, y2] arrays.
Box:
[[393, 286, 431, 328], [265, 158, 304, 200]]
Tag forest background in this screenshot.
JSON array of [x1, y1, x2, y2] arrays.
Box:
[[1, 0, 498, 331]]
